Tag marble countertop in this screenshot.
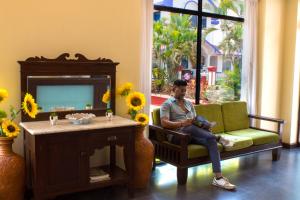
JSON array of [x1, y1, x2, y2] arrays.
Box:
[[20, 116, 139, 135]]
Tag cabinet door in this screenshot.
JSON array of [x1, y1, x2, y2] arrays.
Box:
[[37, 133, 88, 193]]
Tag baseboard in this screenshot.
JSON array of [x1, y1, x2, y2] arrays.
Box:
[[282, 142, 298, 149]]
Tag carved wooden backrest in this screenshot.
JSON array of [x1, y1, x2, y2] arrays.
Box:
[[19, 53, 119, 121]]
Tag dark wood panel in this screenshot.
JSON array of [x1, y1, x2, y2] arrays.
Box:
[[41, 134, 85, 192]]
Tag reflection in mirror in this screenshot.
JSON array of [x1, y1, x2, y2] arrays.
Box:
[[27, 75, 111, 113]]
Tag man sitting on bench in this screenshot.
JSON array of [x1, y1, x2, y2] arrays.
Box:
[[160, 79, 236, 190]]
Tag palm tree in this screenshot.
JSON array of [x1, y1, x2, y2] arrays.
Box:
[[153, 13, 197, 83]]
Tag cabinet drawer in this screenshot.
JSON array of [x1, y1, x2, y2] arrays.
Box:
[[88, 127, 134, 147]]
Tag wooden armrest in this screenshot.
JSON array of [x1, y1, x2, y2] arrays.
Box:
[[248, 114, 285, 124], [248, 114, 285, 138], [149, 124, 190, 147], [149, 124, 189, 139]]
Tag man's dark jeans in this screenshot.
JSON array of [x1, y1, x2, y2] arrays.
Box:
[[173, 125, 221, 173]]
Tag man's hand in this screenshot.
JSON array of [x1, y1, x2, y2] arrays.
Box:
[[181, 118, 194, 127], [161, 117, 194, 129]]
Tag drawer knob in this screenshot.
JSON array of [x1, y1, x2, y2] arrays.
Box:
[[107, 136, 117, 141]]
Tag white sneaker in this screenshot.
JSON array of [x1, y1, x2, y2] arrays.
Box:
[[212, 177, 236, 190], [219, 136, 234, 147]]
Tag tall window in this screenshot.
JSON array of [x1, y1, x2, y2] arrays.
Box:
[[151, 0, 244, 106]]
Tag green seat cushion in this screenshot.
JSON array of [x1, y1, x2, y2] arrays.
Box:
[[226, 128, 280, 145], [215, 133, 253, 151], [194, 104, 224, 134], [221, 101, 249, 131], [188, 143, 223, 159]]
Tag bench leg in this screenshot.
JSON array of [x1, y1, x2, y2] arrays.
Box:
[[177, 167, 188, 185], [272, 148, 281, 161]]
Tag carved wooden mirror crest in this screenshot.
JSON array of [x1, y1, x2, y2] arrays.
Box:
[[19, 53, 119, 121]]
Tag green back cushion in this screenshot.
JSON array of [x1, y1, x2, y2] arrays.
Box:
[[194, 104, 224, 134], [221, 101, 249, 131], [151, 108, 166, 141], [152, 108, 161, 126]]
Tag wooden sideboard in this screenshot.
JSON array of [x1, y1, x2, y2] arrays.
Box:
[[20, 116, 138, 199]]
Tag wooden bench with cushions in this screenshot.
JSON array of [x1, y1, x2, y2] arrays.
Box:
[[149, 101, 285, 185]]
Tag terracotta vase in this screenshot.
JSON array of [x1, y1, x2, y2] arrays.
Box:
[[132, 126, 154, 189], [0, 137, 25, 200]]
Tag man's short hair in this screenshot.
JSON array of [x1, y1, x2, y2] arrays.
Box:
[[173, 79, 187, 87]]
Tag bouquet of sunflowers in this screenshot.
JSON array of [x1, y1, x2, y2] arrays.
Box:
[[0, 88, 38, 138], [117, 82, 149, 126]]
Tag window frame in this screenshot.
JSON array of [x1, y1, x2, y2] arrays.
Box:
[[153, 0, 244, 104]]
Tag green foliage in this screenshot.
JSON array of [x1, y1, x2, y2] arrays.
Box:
[[202, 0, 243, 100], [106, 109, 113, 113], [0, 106, 20, 122], [153, 13, 197, 83], [216, 0, 244, 17], [9, 105, 20, 121], [217, 63, 241, 100], [152, 67, 168, 92], [218, 22, 243, 65], [0, 109, 7, 119], [153, 0, 244, 98], [50, 112, 58, 117], [128, 109, 137, 120]]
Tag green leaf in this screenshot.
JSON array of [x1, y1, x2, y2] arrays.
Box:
[[128, 109, 137, 120], [0, 109, 7, 119], [50, 112, 58, 117], [106, 109, 113, 113], [9, 105, 20, 121]]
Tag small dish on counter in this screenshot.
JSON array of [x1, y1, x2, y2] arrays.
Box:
[[65, 113, 96, 125]]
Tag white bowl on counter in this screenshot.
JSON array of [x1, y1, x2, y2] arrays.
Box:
[[65, 113, 96, 125]]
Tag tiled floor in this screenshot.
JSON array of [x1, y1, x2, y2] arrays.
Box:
[[57, 148, 300, 200]]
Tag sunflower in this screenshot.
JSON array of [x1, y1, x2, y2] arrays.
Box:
[[102, 90, 111, 104], [0, 89, 8, 103], [126, 92, 145, 111], [135, 113, 149, 126], [124, 82, 133, 90], [117, 82, 133, 96], [1, 119, 20, 137], [22, 93, 38, 118]]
